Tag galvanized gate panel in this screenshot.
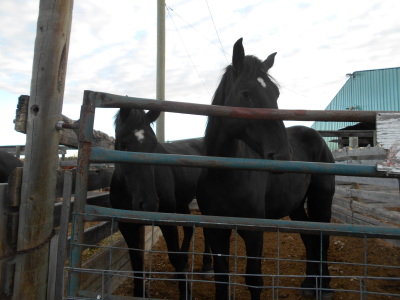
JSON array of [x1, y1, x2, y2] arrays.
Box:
[[66, 91, 400, 299]]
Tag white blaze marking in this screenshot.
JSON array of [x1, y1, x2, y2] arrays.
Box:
[[134, 129, 145, 143], [257, 77, 266, 88]]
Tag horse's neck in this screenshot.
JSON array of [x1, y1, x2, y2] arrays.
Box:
[[206, 132, 230, 157], [206, 136, 263, 185]]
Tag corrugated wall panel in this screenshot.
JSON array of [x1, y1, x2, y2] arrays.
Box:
[[312, 67, 400, 149]]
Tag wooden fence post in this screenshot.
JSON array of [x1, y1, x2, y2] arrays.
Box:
[[12, 1, 73, 299], [349, 136, 359, 148], [48, 171, 73, 300]]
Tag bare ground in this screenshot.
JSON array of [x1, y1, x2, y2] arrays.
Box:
[[114, 219, 400, 300]]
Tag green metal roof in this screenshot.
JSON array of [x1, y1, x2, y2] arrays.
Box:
[[312, 67, 400, 149]]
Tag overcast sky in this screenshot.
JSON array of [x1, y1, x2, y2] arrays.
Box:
[[1, 0, 400, 146]]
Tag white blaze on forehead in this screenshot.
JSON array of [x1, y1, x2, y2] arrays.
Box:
[[257, 77, 267, 88], [134, 129, 145, 143]]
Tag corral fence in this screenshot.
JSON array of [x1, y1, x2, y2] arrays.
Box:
[[0, 145, 74, 160], [61, 90, 400, 299], [3, 133, 397, 297], [332, 147, 400, 245], [0, 165, 115, 297]]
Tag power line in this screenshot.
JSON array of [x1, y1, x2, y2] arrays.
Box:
[[281, 86, 308, 98], [205, 0, 228, 64], [166, 6, 211, 96], [165, 5, 308, 100], [165, 5, 230, 59]]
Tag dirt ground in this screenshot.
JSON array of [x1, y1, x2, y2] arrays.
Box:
[[113, 218, 400, 300]]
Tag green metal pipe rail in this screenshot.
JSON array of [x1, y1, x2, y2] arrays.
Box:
[[67, 90, 400, 297], [91, 147, 385, 177], [83, 205, 400, 239]]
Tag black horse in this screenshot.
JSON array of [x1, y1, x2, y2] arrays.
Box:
[[0, 150, 23, 183], [110, 108, 211, 299], [197, 38, 335, 300]]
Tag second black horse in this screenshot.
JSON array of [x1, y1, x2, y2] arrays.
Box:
[[110, 108, 211, 299]]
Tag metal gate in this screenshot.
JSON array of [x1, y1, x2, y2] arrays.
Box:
[[65, 90, 400, 299]]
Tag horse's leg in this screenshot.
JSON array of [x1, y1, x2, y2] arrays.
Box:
[[178, 205, 193, 272], [160, 225, 191, 300], [202, 228, 213, 274], [290, 183, 334, 299], [204, 227, 231, 300], [118, 222, 146, 297], [238, 230, 264, 300], [180, 225, 194, 271], [306, 179, 334, 299], [290, 207, 319, 293], [179, 207, 212, 275]]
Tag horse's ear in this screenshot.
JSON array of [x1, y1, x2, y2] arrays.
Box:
[[232, 38, 245, 73], [146, 110, 161, 123], [263, 52, 277, 71]]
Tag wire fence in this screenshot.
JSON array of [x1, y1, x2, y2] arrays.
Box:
[[66, 209, 400, 299]]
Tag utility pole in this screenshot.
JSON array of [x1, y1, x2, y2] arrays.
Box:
[[156, 0, 166, 142]]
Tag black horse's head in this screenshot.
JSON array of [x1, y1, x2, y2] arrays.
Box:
[[205, 38, 291, 160], [115, 108, 160, 152], [114, 108, 161, 211]]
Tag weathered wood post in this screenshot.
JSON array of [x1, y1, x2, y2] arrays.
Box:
[[12, 1, 73, 299], [349, 136, 359, 148]]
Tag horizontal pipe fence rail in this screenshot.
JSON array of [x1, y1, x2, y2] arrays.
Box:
[[67, 90, 400, 299], [91, 147, 388, 178], [318, 130, 376, 138], [83, 205, 400, 239], [90, 91, 381, 122]]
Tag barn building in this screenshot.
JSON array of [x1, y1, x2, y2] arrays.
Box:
[[312, 67, 400, 150]]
